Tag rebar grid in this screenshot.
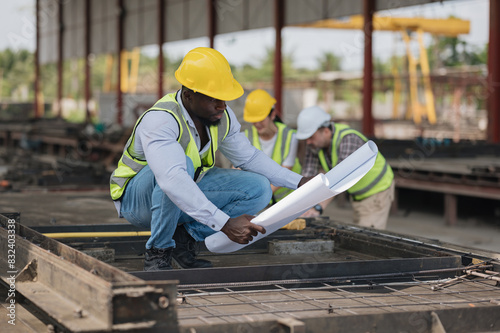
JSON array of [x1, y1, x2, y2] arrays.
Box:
[[177, 275, 500, 324]]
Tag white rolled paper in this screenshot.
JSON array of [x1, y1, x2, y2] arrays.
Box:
[[205, 140, 379, 253]]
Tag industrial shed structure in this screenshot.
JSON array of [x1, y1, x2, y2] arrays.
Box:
[[34, 0, 500, 142]]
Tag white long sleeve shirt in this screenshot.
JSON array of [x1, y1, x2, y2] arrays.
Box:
[[114, 91, 302, 231]]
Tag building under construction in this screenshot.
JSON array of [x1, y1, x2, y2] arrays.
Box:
[[1, 0, 500, 332]]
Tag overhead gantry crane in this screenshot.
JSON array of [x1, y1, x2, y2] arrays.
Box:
[[298, 15, 470, 125]]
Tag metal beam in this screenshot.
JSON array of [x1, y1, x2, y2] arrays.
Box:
[[132, 256, 461, 286], [84, 0, 91, 124], [158, 0, 165, 100], [394, 176, 500, 200], [274, 0, 284, 118], [0, 214, 179, 332], [208, 0, 216, 49], [488, 0, 500, 143], [57, 0, 64, 118], [34, 0, 41, 119], [173, 307, 500, 333], [117, 0, 125, 126], [362, 0, 375, 137]]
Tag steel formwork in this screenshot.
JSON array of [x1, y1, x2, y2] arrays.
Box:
[[1, 213, 500, 332]]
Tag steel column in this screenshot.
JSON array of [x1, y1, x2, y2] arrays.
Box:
[[117, 0, 125, 126], [274, 0, 284, 118], [158, 0, 165, 99], [57, 0, 64, 118], [34, 0, 41, 118], [208, 0, 216, 49], [488, 0, 500, 143], [362, 0, 375, 137], [84, 0, 91, 123], [444, 193, 457, 226]]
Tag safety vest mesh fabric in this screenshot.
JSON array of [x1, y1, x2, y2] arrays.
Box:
[[110, 93, 230, 201], [244, 122, 301, 202], [318, 123, 393, 201]]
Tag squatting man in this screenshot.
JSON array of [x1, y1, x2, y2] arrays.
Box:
[[110, 47, 313, 271]]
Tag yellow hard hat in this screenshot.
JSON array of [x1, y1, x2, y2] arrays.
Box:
[[175, 47, 243, 101], [243, 89, 277, 123]]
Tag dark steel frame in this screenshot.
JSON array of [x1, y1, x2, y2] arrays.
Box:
[[31, 1, 500, 143], [4, 214, 500, 332], [488, 0, 500, 143], [363, 0, 375, 137], [0, 213, 179, 332]]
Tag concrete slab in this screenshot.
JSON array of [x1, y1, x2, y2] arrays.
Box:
[[268, 239, 334, 255]]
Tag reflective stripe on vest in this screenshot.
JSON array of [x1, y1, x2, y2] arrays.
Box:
[[318, 123, 393, 201], [244, 122, 301, 202], [110, 92, 230, 201]]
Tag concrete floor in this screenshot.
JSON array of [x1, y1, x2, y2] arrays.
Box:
[[1, 189, 500, 254], [323, 197, 500, 253]]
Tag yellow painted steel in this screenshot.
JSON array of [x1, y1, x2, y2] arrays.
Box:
[[43, 231, 151, 239], [297, 15, 470, 36], [400, 29, 437, 125], [391, 62, 402, 119], [120, 48, 140, 94], [401, 30, 422, 124], [120, 50, 128, 93], [417, 29, 437, 124], [104, 48, 140, 93], [298, 15, 469, 125], [104, 54, 114, 93]]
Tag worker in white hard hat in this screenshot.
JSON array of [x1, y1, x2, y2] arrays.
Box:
[[296, 106, 395, 229], [243, 89, 301, 204], [110, 47, 313, 271]]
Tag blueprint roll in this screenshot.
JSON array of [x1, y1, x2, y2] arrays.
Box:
[[205, 140, 379, 253]]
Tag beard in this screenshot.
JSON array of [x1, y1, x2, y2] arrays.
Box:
[[199, 117, 221, 127]]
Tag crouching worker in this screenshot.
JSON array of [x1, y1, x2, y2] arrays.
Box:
[[110, 47, 312, 271], [243, 89, 301, 204], [296, 106, 395, 230]]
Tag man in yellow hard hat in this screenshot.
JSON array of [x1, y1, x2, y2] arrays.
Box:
[[110, 47, 312, 271], [243, 89, 301, 204], [296, 106, 394, 229]]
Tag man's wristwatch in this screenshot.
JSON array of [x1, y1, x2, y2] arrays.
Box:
[[313, 204, 323, 215]]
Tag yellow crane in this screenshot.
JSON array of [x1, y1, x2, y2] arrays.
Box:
[[103, 47, 141, 94], [297, 15, 470, 125]]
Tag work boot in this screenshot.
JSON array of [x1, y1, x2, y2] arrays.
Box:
[[172, 226, 212, 269], [144, 247, 173, 271]]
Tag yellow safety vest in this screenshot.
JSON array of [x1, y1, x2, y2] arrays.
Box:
[[245, 122, 301, 202], [318, 123, 393, 201], [110, 93, 230, 201]]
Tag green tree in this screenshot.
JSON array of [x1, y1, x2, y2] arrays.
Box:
[[233, 47, 300, 83], [317, 51, 342, 72], [0, 48, 34, 99], [428, 36, 487, 69]]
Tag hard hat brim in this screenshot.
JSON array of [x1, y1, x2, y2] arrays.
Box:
[[296, 129, 316, 140], [216, 79, 244, 101], [243, 112, 268, 123], [175, 73, 244, 101]]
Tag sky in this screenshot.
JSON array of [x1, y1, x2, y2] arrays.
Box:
[[0, 0, 490, 71]]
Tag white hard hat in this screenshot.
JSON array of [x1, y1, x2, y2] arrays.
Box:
[[296, 106, 332, 140]]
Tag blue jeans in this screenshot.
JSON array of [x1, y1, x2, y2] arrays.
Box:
[[120, 157, 272, 249]]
